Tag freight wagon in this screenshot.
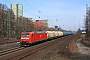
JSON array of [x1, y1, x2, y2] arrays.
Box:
[[63, 31, 74, 35]]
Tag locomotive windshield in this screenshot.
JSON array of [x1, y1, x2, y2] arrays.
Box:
[[21, 33, 29, 36]]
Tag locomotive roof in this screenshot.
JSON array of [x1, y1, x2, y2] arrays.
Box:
[[22, 31, 45, 33], [33, 31, 45, 33]]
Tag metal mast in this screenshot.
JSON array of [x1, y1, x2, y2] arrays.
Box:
[[7, 9, 10, 39]]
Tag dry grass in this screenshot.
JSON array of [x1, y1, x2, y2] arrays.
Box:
[[69, 47, 80, 60]]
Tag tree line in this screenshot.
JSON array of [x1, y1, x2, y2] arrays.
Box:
[[0, 3, 48, 39], [84, 4, 90, 39]]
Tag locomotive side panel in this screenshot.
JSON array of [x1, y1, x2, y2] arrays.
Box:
[[32, 33, 47, 42]]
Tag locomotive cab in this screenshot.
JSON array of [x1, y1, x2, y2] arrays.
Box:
[[20, 32, 32, 46]]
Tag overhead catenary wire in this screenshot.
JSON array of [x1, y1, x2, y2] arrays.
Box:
[[4, 0, 54, 20], [4, 0, 40, 18], [23, 0, 41, 18], [23, 0, 53, 19], [23, 8, 40, 17], [5, 0, 11, 3], [23, 0, 41, 13]]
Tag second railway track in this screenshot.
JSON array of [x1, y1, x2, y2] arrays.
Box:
[[0, 47, 25, 56], [0, 35, 76, 60]]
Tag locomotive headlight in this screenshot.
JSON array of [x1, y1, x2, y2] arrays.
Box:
[[21, 38, 29, 39], [26, 38, 29, 39], [21, 38, 25, 39]]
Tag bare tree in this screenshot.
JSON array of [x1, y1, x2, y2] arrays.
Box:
[[85, 4, 90, 39], [0, 3, 15, 38]]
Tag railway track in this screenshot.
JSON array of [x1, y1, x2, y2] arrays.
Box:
[[0, 40, 19, 45], [0, 35, 76, 60], [5, 35, 74, 60], [0, 47, 25, 56]]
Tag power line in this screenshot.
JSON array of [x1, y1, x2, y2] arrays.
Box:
[[4, 0, 53, 19], [23, 0, 51, 19], [4, 0, 40, 18], [23, 8, 40, 18], [23, 0, 41, 13], [5, 0, 11, 4]]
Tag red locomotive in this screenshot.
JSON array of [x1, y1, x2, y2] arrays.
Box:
[[20, 31, 47, 46]]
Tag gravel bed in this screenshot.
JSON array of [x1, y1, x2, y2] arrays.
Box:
[[0, 42, 20, 51], [76, 39, 90, 60]]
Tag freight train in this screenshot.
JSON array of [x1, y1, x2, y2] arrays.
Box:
[[20, 31, 74, 46]]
